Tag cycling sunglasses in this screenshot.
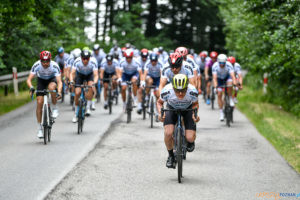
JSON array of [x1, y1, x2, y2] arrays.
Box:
[[219, 62, 226, 65], [41, 59, 50, 63], [174, 88, 187, 93], [82, 57, 90, 61], [171, 64, 181, 69]]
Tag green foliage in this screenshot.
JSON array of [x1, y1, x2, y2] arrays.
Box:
[[219, 0, 300, 116]]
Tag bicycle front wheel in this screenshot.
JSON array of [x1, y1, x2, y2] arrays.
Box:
[[176, 127, 183, 183], [108, 88, 112, 114], [43, 104, 48, 145], [150, 96, 154, 128], [78, 100, 83, 134]]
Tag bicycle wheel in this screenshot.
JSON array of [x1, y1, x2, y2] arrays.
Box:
[[211, 89, 215, 110], [126, 93, 132, 123], [48, 107, 52, 142], [43, 104, 48, 145], [176, 127, 183, 183], [150, 96, 154, 128], [225, 103, 231, 127], [108, 87, 112, 114], [78, 100, 83, 134], [142, 89, 146, 120]]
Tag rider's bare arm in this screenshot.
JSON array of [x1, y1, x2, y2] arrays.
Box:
[[158, 77, 167, 95]]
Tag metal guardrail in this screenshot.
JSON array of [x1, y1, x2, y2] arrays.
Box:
[[0, 70, 30, 86]]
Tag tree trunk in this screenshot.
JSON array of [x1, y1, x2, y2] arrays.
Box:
[[95, 0, 100, 42], [103, 0, 109, 42], [145, 0, 157, 37]]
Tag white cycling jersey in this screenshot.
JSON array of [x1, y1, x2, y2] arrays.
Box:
[[118, 58, 141, 75], [138, 57, 149, 73], [160, 83, 198, 109], [212, 61, 234, 79], [92, 50, 106, 68], [30, 61, 61, 80], [144, 60, 163, 78], [161, 61, 194, 82], [73, 57, 98, 75], [100, 58, 119, 74], [186, 57, 198, 72], [233, 62, 242, 76], [54, 53, 70, 69]]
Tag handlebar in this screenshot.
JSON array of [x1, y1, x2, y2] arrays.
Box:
[[161, 108, 198, 119]]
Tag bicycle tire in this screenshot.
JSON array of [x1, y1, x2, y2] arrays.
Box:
[[176, 127, 183, 183], [43, 104, 48, 145], [78, 100, 83, 134], [48, 107, 52, 142], [142, 89, 146, 120], [211, 90, 215, 110], [150, 96, 154, 128], [108, 87, 112, 114], [126, 92, 132, 123]]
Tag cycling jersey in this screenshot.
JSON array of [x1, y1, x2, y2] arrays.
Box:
[[205, 58, 216, 77], [161, 62, 194, 82], [66, 55, 76, 69], [109, 47, 123, 59], [144, 60, 163, 78], [196, 57, 210, 74], [118, 58, 141, 75], [138, 57, 149, 73], [31, 60, 61, 80], [92, 50, 106, 68], [160, 83, 198, 109], [100, 59, 119, 74], [54, 53, 70, 70], [212, 61, 234, 79], [186, 57, 198, 72], [73, 57, 98, 75], [233, 62, 242, 76]]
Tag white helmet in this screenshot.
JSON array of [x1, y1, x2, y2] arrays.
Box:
[[72, 48, 81, 59], [217, 54, 227, 63]]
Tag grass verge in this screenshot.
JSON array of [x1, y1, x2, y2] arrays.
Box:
[[237, 86, 300, 173], [0, 90, 32, 116]]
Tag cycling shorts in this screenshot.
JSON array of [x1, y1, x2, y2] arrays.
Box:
[[37, 77, 57, 96], [147, 76, 160, 88], [75, 72, 94, 87], [103, 72, 116, 83], [217, 74, 232, 91], [121, 71, 139, 85], [163, 105, 196, 131]]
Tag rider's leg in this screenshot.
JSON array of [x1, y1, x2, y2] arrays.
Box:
[[164, 125, 175, 150], [145, 76, 153, 95], [103, 82, 109, 101], [207, 81, 211, 99], [36, 96, 44, 124]]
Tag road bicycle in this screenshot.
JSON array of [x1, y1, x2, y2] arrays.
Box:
[[161, 107, 197, 183], [33, 89, 57, 145], [102, 77, 117, 114], [146, 85, 157, 128], [219, 85, 234, 127], [126, 81, 133, 123], [211, 86, 215, 110], [74, 83, 93, 134]]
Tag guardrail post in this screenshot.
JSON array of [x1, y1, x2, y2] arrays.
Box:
[[12, 67, 19, 96]]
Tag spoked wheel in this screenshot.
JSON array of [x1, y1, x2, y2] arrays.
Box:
[[48, 108, 53, 142], [126, 96, 132, 123], [78, 100, 83, 134], [211, 90, 215, 110], [176, 127, 183, 183], [43, 105, 48, 145], [108, 88, 112, 114], [225, 106, 231, 127], [150, 96, 154, 128], [142, 89, 146, 120]]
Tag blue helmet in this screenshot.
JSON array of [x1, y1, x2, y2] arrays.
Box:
[[149, 53, 158, 61], [58, 47, 64, 54]]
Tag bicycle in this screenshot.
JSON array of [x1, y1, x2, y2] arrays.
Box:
[[102, 77, 117, 114], [74, 83, 93, 134], [141, 88, 147, 120], [33, 89, 57, 145], [161, 107, 197, 183], [96, 79, 102, 103], [211, 86, 215, 110], [219, 85, 234, 127], [146, 85, 157, 128], [201, 75, 206, 102], [126, 81, 133, 123]]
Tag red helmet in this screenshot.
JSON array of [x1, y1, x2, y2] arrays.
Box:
[[124, 49, 134, 58], [175, 47, 188, 57], [140, 48, 148, 57], [210, 51, 218, 59], [40, 51, 51, 60], [168, 52, 183, 68], [227, 56, 236, 65], [199, 52, 207, 58]]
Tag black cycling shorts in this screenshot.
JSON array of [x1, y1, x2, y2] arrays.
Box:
[[75, 72, 94, 87], [37, 77, 57, 96], [103, 72, 116, 83], [163, 105, 196, 131]]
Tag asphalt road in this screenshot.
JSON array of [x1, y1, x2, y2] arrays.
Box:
[[46, 97, 300, 200], [0, 95, 123, 200]]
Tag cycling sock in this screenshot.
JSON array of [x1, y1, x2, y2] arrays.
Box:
[[187, 142, 194, 146], [207, 95, 210, 99], [220, 109, 223, 113], [37, 123, 42, 130], [168, 149, 174, 157], [87, 101, 91, 109]]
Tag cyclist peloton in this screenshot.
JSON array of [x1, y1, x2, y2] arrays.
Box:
[[27, 51, 62, 138], [205, 51, 218, 105], [227, 56, 243, 104], [158, 52, 195, 95], [70, 50, 98, 122], [100, 54, 119, 109], [212, 54, 236, 121], [157, 74, 200, 168], [117, 49, 142, 111]]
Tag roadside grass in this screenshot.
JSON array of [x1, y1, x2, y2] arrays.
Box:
[[237, 86, 300, 173], [0, 90, 32, 116]]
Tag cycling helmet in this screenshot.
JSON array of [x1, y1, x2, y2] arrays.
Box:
[[189, 48, 195, 54], [187, 54, 194, 60], [93, 44, 100, 51], [199, 51, 207, 58], [58, 47, 64, 54], [40, 51, 51, 60], [158, 46, 164, 53], [149, 53, 158, 61], [175, 47, 188, 57], [172, 74, 188, 90], [217, 54, 227, 63], [81, 50, 91, 59], [125, 43, 131, 49], [72, 48, 81, 59], [106, 54, 113, 61], [83, 46, 90, 51], [153, 47, 159, 53], [140, 48, 149, 57], [210, 51, 218, 59], [227, 56, 236, 65], [168, 52, 183, 68], [113, 52, 119, 59], [124, 49, 134, 58]]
